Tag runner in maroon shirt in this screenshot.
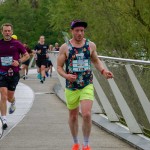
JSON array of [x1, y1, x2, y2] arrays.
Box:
[[0, 23, 29, 130], [21, 43, 33, 80]]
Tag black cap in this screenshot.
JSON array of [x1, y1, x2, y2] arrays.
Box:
[[71, 20, 87, 29]]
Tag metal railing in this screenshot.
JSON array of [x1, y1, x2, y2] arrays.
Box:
[[50, 51, 150, 136]]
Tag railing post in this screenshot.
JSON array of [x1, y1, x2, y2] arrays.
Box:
[[103, 61, 142, 133], [93, 74, 119, 122], [125, 64, 150, 123]]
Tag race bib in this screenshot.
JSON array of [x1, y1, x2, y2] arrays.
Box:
[[72, 53, 90, 72], [1, 56, 13, 66]]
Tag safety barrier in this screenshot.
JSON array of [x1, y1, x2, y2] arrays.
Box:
[[50, 51, 150, 136]]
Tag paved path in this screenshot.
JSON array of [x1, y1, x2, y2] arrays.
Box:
[[0, 69, 137, 150]]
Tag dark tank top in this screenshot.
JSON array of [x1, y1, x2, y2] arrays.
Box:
[[65, 39, 93, 90]]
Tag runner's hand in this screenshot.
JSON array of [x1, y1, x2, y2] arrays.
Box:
[[12, 60, 20, 67], [37, 50, 41, 54], [103, 70, 114, 79], [66, 74, 77, 82]]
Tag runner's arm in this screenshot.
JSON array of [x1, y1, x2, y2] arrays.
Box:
[[90, 42, 105, 72], [19, 52, 30, 63], [12, 52, 29, 67], [57, 44, 77, 82], [57, 44, 68, 79], [90, 42, 113, 78]]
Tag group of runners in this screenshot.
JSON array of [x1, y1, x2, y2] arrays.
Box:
[[0, 20, 113, 150], [12, 34, 59, 83], [0, 22, 59, 131]]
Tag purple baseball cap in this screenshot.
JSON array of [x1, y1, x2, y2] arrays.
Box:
[[71, 20, 87, 29]]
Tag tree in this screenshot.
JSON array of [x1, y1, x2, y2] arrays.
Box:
[[47, 0, 150, 59], [0, 0, 149, 59], [0, 0, 58, 47]]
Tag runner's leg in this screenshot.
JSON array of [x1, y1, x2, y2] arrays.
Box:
[[69, 107, 79, 144], [80, 100, 93, 147], [0, 87, 8, 129]]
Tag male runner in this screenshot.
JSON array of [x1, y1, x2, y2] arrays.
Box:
[[46, 44, 53, 77], [34, 35, 48, 83], [21, 43, 33, 79], [0, 23, 29, 129], [57, 20, 113, 150]]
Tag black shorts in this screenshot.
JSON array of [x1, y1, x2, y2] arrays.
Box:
[[0, 72, 20, 91], [22, 59, 30, 66], [46, 60, 53, 67], [36, 59, 47, 68]]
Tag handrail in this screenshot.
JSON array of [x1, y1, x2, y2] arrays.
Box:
[[99, 56, 150, 65], [50, 51, 150, 65]]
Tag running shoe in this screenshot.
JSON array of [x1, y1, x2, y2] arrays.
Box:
[[40, 80, 43, 83], [37, 73, 42, 79], [82, 145, 91, 150], [2, 119, 8, 130], [9, 103, 16, 114], [72, 143, 80, 150], [40, 79, 44, 84], [3, 123, 8, 130], [22, 75, 26, 80]]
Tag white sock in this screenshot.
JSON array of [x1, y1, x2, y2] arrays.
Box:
[[73, 136, 79, 144], [1, 116, 7, 124], [11, 100, 15, 105], [83, 137, 89, 146]]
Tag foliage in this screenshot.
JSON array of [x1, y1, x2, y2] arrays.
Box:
[[0, 0, 149, 59], [47, 0, 150, 59], [0, 0, 58, 48]]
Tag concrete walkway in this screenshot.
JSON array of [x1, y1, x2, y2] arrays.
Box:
[[0, 69, 138, 150]]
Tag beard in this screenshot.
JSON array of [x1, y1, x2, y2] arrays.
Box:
[[4, 35, 11, 41]]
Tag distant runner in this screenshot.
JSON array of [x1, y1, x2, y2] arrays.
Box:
[[34, 35, 48, 83]]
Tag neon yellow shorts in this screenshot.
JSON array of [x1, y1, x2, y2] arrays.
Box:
[[65, 84, 94, 110]]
